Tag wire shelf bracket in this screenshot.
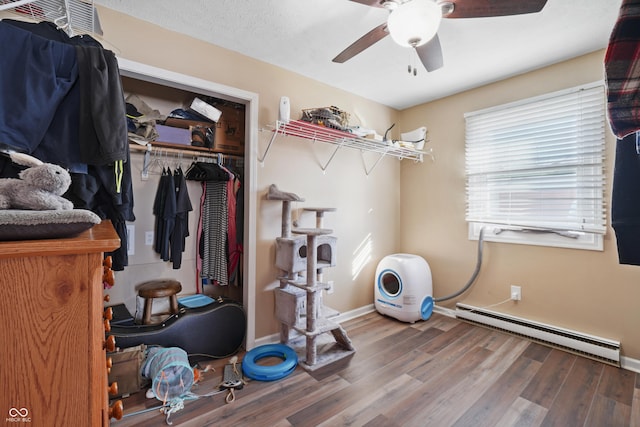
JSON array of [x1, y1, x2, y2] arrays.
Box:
[[319, 139, 344, 172]]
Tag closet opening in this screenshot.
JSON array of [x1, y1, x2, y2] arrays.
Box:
[[115, 58, 258, 350]]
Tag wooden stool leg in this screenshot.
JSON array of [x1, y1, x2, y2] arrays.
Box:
[[169, 295, 179, 314], [142, 299, 153, 325]]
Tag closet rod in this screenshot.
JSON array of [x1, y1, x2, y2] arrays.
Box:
[[131, 142, 243, 180], [129, 142, 243, 160]]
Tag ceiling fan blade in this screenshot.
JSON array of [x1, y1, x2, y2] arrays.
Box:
[[333, 23, 389, 63], [348, 0, 388, 8], [416, 34, 443, 72], [443, 0, 548, 19]]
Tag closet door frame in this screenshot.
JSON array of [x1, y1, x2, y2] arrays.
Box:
[[117, 57, 259, 350]]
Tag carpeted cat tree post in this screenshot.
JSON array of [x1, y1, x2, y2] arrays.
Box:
[[266, 184, 354, 371]]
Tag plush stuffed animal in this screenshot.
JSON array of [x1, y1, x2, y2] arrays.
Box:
[[0, 152, 73, 210]]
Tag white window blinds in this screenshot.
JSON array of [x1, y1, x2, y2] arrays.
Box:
[[465, 82, 606, 235]]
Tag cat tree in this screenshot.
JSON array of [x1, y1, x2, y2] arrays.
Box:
[[267, 184, 354, 371]]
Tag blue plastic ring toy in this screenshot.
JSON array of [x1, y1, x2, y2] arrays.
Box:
[[241, 344, 298, 381]]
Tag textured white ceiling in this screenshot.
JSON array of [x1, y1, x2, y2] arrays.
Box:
[[95, 0, 622, 110]]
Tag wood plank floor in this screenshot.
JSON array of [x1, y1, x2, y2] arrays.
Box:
[[112, 311, 640, 426]]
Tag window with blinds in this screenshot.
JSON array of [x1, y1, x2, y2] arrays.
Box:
[[465, 82, 606, 250]]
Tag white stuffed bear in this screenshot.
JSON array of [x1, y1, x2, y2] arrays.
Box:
[[0, 152, 73, 210]]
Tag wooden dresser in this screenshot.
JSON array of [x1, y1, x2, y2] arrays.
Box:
[[0, 221, 122, 426]]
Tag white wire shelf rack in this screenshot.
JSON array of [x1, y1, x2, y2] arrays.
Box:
[[0, 0, 100, 36], [259, 120, 431, 175]]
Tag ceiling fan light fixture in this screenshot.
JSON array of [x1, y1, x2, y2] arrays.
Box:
[[387, 0, 442, 48]]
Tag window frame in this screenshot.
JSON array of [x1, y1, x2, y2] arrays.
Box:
[[465, 81, 606, 251]]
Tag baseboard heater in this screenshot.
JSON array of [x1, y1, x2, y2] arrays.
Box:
[[455, 303, 621, 366]]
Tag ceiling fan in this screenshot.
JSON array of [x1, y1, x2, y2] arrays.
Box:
[[333, 0, 549, 74]]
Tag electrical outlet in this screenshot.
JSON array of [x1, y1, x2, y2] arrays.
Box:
[[145, 231, 154, 246], [326, 280, 334, 294], [510, 285, 522, 301]]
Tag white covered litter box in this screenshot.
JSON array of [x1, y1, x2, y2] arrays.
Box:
[[374, 253, 433, 323]]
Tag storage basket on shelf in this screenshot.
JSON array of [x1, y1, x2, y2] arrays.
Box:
[[300, 106, 350, 131]]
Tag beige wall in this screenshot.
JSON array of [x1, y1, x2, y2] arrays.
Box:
[[399, 50, 640, 360], [96, 7, 402, 340], [93, 8, 640, 360]]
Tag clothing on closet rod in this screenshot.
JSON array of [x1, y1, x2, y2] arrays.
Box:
[[187, 160, 242, 291], [172, 167, 192, 269], [154, 167, 176, 261], [185, 161, 230, 181], [232, 173, 244, 287], [152, 166, 192, 269], [200, 180, 229, 286], [229, 172, 244, 285]]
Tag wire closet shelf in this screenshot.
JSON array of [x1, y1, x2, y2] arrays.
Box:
[[260, 120, 430, 175], [0, 0, 99, 36]]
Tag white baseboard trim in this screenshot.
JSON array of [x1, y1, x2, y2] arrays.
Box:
[[254, 333, 278, 348], [254, 304, 376, 348], [255, 303, 640, 374], [621, 356, 640, 374], [336, 303, 376, 322], [433, 305, 456, 318]]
